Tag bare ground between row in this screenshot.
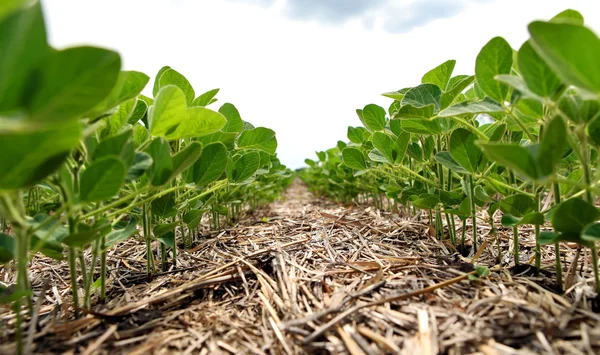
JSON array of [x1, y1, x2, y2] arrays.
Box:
[[1, 180, 600, 354]]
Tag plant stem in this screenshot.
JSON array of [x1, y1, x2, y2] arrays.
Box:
[[513, 226, 520, 265], [468, 175, 478, 252], [553, 182, 563, 290], [68, 247, 79, 317]]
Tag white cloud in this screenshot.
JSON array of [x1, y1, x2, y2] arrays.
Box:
[[41, 0, 600, 169]]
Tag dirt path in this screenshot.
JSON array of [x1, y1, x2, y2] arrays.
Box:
[[2, 180, 600, 354]]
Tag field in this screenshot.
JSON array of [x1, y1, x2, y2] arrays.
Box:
[[3, 1, 600, 354]]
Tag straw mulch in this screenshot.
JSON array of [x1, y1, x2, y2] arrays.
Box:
[[1, 180, 600, 354]]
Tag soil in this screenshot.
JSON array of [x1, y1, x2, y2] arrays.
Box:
[[1, 179, 600, 354]]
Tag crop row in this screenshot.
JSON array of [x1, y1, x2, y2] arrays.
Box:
[[301, 10, 600, 295], [0, 2, 292, 353]]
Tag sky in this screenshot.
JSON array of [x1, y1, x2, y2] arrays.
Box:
[[41, 0, 600, 169]]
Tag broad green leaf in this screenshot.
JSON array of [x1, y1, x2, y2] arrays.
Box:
[[156, 231, 175, 248], [551, 198, 600, 234], [474, 185, 493, 202], [475, 37, 512, 102], [478, 142, 538, 181], [126, 152, 153, 181], [168, 142, 203, 182], [153, 222, 178, 237], [145, 138, 173, 186], [434, 151, 468, 173], [400, 118, 442, 135], [550, 9, 584, 25], [342, 147, 367, 170], [0, 1, 47, 113], [151, 192, 176, 218], [494, 74, 542, 100], [127, 99, 148, 125], [87, 70, 149, 118], [587, 114, 600, 147], [412, 194, 440, 209], [94, 129, 135, 165], [528, 21, 600, 94], [401, 84, 442, 111], [105, 218, 138, 248], [382, 88, 410, 101], [62, 230, 100, 248], [537, 115, 567, 176], [133, 123, 148, 147], [232, 151, 260, 183], [158, 68, 195, 105], [103, 98, 136, 138], [0, 233, 14, 263], [237, 127, 277, 154], [440, 76, 475, 110], [219, 103, 244, 133], [582, 223, 600, 242], [186, 143, 227, 186], [518, 41, 562, 98], [393, 104, 434, 119], [29, 46, 121, 122], [79, 157, 126, 202], [348, 126, 367, 144], [360, 104, 387, 131], [438, 98, 504, 117], [484, 122, 507, 141], [406, 142, 423, 161], [192, 88, 219, 107], [168, 106, 226, 140], [183, 210, 203, 229], [449, 128, 483, 173], [0, 120, 82, 189], [372, 132, 396, 164], [152, 66, 171, 97], [499, 194, 535, 217], [422, 60, 455, 90], [394, 131, 410, 164], [196, 131, 237, 150]]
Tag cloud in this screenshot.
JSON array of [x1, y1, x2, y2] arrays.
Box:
[[226, 0, 489, 33]]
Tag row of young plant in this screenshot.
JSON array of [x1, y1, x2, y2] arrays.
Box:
[[301, 9, 600, 293], [0, 1, 291, 352]]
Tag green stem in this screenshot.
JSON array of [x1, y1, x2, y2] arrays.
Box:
[[552, 183, 563, 290], [513, 226, 520, 265], [68, 247, 79, 317], [468, 175, 478, 252]]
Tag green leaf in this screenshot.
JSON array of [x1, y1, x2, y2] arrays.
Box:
[[183, 209, 203, 229], [401, 84, 442, 111], [479, 142, 539, 181], [196, 131, 237, 150], [484, 122, 507, 142], [434, 151, 468, 174], [528, 21, 600, 94], [158, 68, 195, 105], [0, 120, 82, 189], [582, 223, 600, 242], [494, 74, 542, 100], [79, 157, 126, 202], [422, 60, 455, 90], [145, 138, 173, 186], [475, 37, 513, 102], [153, 222, 178, 238], [126, 152, 152, 181], [440, 76, 475, 110], [587, 114, 600, 147], [0, 1, 47, 113], [499, 194, 535, 217], [474, 185, 493, 202], [537, 115, 567, 176], [29, 46, 121, 122], [151, 192, 176, 218], [168, 142, 203, 183], [0, 233, 14, 263], [372, 132, 396, 164], [550, 9, 584, 25], [412, 194, 440, 209], [133, 123, 148, 147], [219, 103, 244, 133], [192, 88, 219, 107], [393, 104, 435, 119], [348, 126, 368, 144], [62, 230, 100, 248], [449, 128, 483, 173], [102, 98, 136, 138], [360, 104, 387, 131], [518, 41, 562, 98], [552, 198, 600, 234], [152, 66, 171, 97], [394, 131, 410, 164], [237, 127, 277, 154], [231, 151, 260, 183], [156, 231, 175, 248], [342, 147, 367, 170], [186, 143, 228, 186], [127, 99, 148, 125], [86, 70, 149, 118], [400, 118, 442, 135], [94, 128, 135, 165], [438, 98, 504, 117], [105, 218, 138, 248]]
